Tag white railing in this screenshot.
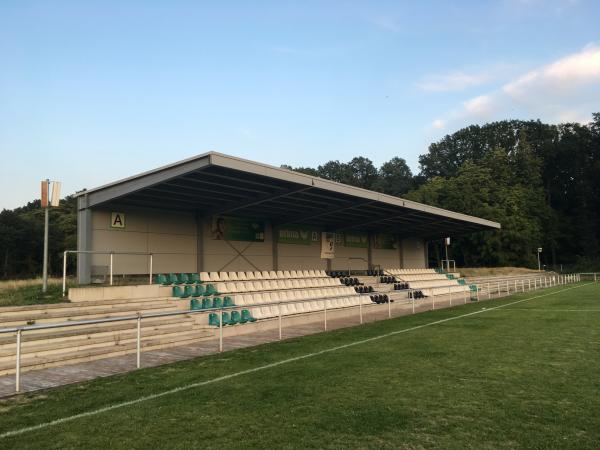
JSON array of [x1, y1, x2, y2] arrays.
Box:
[[1, 273, 584, 394], [62, 250, 156, 297]]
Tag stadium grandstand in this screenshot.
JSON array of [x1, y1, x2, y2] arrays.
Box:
[[1, 152, 513, 387]]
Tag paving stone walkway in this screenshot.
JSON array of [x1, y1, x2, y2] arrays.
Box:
[[0, 293, 502, 398]]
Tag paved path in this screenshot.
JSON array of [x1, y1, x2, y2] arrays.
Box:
[[0, 292, 502, 398]]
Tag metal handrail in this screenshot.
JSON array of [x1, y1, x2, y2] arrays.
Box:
[[347, 257, 369, 276], [3, 273, 581, 393], [63, 250, 156, 297], [63, 250, 199, 297], [0, 290, 401, 334]]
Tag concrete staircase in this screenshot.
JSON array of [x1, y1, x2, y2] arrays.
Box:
[[0, 291, 216, 376]]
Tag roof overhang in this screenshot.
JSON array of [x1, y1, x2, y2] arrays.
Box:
[[76, 152, 501, 239]]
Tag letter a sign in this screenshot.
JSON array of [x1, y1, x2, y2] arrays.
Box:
[[111, 212, 126, 229]]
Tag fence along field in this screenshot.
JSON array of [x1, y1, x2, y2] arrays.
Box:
[[0, 281, 598, 449]]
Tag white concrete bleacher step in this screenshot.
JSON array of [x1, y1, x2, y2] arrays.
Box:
[[0, 300, 179, 328], [0, 325, 215, 376]]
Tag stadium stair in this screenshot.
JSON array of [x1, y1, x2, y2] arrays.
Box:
[[0, 297, 215, 376]]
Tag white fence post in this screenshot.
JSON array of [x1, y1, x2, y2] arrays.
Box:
[[62, 251, 68, 297], [109, 252, 114, 286], [359, 298, 363, 324], [219, 308, 223, 352], [136, 314, 141, 369], [487, 283, 491, 300], [15, 329, 22, 393], [278, 303, 282, 340]]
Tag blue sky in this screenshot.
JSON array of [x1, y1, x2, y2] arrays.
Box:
[[1, 0, 599, 209]]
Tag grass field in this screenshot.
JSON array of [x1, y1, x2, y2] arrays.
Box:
[[0, 281, 67, 308], [0, 282, 598, 449]]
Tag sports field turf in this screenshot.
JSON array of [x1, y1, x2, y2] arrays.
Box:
[[0, 282, 598, 449]]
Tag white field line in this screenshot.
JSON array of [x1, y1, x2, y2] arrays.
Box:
[[501, 308, 600, 312], [0, 282, 592, 440]]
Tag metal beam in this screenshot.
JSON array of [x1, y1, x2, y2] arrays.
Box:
[[202, 186, 313, 217], [275, 200, 374, 226]]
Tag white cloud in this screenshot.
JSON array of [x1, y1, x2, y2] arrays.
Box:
[[463, 94, 495, 118], [417, 71, 492, 92], [430, 43, 600, 131], [431, 119, 446, 129]]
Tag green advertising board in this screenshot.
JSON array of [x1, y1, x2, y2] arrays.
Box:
[[211, 216, 265, 242], [277, 226, 315, 245], [373, 233, 397, 249], [343, 232, 368, 248]]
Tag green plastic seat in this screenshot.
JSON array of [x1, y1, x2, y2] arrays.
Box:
[[223, 296, 235, 307], [178, 273, 190, 284], [154, 273, 168, 285], [205, 284, 218, 295], [189, 273, 201, 284], [230, 310, 241, 324], [202, 297, 213, 309], [212, 297, 223, 309], [190, 298, 202, 310], [167, 273, 180, 285], [182, 285, 195, 298], [194, 284, 206, 296], [221, 312, 235, 325], [241, 309, 257, 322], [172, 286, 184, 298], [208, 313, 220, 327]]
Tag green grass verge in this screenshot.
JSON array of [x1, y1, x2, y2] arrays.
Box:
[[0, 283, 68, 308], [0, 283, 599, 449]]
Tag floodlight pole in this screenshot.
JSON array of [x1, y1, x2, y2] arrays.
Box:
[[42, 181, 50, 293]]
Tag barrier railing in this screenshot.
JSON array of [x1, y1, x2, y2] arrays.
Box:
[[1, 273, 584, 393], [62, 250, 156, 297]]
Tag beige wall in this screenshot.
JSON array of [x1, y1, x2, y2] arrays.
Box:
[[89, 207, 427, 274], [201, 219, 273, 272], [90, 209, 197, 275], [401, 237, 426, 268], [371, 247, 400, 269], [278, 241, 326, 270], [331, 244, 368, 271]]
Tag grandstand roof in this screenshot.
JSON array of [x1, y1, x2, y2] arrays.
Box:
[[76, 152, 500, 238]]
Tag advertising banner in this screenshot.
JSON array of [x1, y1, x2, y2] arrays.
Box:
[[320, 232, 335, 259], [211, 216, 265, 242], [343, 232, 368, 248], [373, 233, 397, 249], [277, 226, 313, 245]]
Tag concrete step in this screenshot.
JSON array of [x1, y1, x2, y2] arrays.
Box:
[[0, 296, 175, 316], [0, 303, 180, 327], [0, 325, 212, 361], [0, 316, 199, 350], [0, 329, 216, 376]]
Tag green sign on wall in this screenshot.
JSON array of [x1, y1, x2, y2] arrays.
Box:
[[277, 226, 314, 245], [373, 233, 397, 249], [211, 216, 265, 242], [343, 232, 368, 248]]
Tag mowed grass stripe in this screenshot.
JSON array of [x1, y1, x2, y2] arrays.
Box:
[[0, 282, 598, 449]]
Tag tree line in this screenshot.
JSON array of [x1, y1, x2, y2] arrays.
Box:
[[284, 114, 600, 271], [1, 114, 598, 278]]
